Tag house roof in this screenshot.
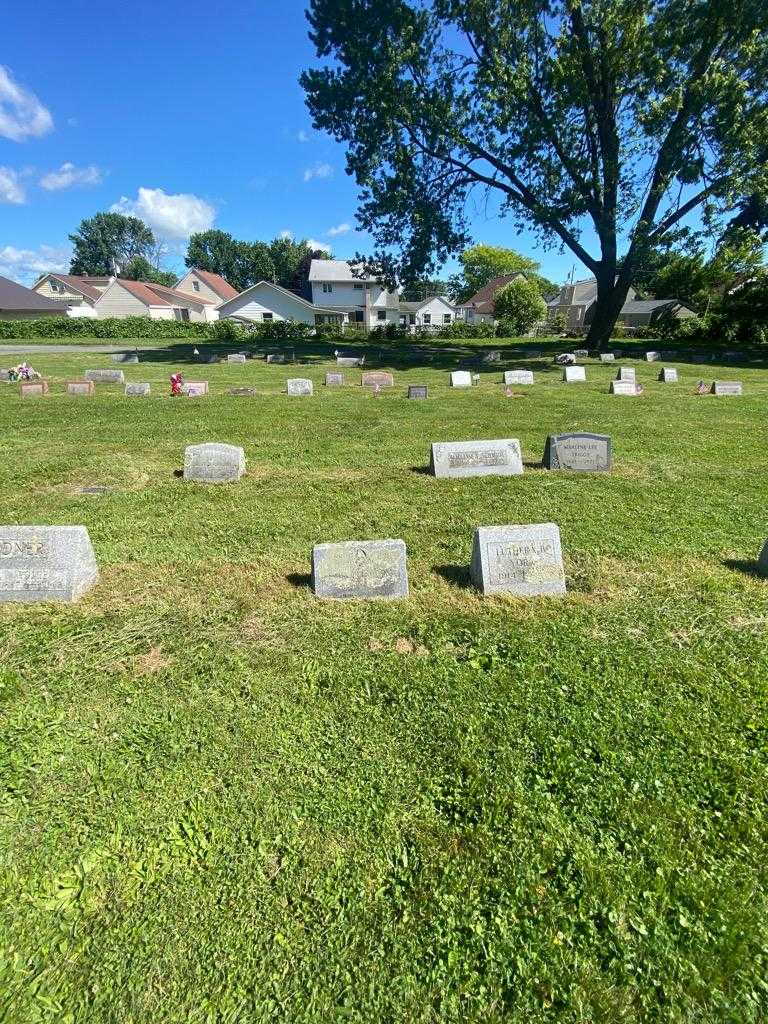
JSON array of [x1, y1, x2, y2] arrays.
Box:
[[106, 280, 174, 306], [184, 269, 239, 301], [141, 283, 214, 306], [399, 296, 454, 313], [0, 274, 66, 312], [44, 274, 105, 303], [217, 279, 347, 314], [308, 259, 378, 283], [621, 299, 690, 313], [462, 274, 527, 314]]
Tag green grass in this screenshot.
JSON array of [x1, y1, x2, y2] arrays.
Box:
[[1, 342, 767, 1023]]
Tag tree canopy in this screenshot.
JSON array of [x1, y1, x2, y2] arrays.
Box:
[[119, 255, 177, 288], [69, 212, 155, 276], [302, 0, 768, 345], [493, 277, 547, 334], [448, 244, 558, 301], [185, 231, 331, 293]]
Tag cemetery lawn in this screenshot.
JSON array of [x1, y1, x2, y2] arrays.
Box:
[[1, 342, 768, 1023]]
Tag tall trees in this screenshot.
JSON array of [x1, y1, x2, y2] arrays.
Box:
[[185, 231, 331, 292], [69, 212, 154, 276], [448, 244, 557, 301], [302, 0, 768, 347]]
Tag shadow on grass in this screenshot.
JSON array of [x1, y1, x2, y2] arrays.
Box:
[[172, 469, 184, 479], [523, 459, 544, 470], [723, 558, 765, 579], [433, 564, 472, 590], [410, 465, 433, 476], [286, 572, 312, 590]]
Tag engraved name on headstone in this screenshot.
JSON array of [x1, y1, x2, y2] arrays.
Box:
[[311, 539, 408, 599], [66, 380, 95, 396], [125, 383, 151, 396], [430, 439, 523, 479], [0, 525, 99, 603], [503, 370, 534, 385], [659, 367, 678, 383], [325, 372, 345, 386], [183, 443, 246, 483], [408, 385, 428, 399], [20, 381, 49, 398], [85, 369, 125, 384], [286, 378, 313, 396], [563, 365, 586, 382], [361, 371, 394, 388], [470, 523, 566, 596], [450, 370, 473, 388], [542, 433, 611, 472], [711, 380, 743, 396]]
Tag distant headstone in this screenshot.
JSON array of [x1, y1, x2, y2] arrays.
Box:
[[450, 370, 473, 388], [481, 351, 501, 364], [408, 385, 428, 399], [659, 367, 678, 383], [183, 443, 246, 484], [85, 369, 125, 384], [617, 366, 636, 381], [554, 353, 576, 364], [574, 348, 589, 358], [182, 381, 209, 396], [711, 380, 743, 396], [0, 525, 99, 603], [543, 433, 611, 472], [227, 353, 247, 363], [600, 353, 616, 362], [503, 370, 534, 385], [125, 383, 151, 397], [430, 439, 523, 479], [361, 371, 394, 388], [563, 365, 586, 382], [609, 379, 638, 396], [0, 370, 10, 381], [111, 353, 139, 364], [325, 372, 345, 386], [337, 355, 364, 367], [470, 523, 566, 596], [311, 539, 408, 599], [286, 378, 313, 396], [229, 387, 257, 396], [645, 351, 661, 362], [20, 381, 49, 398], [266, 351, 294, 364], [66, 380, 95, 397]]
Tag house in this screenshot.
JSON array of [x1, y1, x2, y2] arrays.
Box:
[[174, 268, 239, 304], [93, 279, 219, 321], [616, 299, 697, 327], [547, 278, 696, 330], [32, 273, 112, 315], [457, 274, 528, 323], [308, 260, 401, 328], [216, 280, 346, 325], [0, 274, 69, 319], [399, 296, 456, 329]]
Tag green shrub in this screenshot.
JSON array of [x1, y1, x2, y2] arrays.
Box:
[[210, 319, 246, 342], [493, 278, 547, 334], [0, 316, 211, 341]]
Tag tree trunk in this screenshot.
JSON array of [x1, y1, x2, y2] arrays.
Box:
[[585, 272, 633, 350]]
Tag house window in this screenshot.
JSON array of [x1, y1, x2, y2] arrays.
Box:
[[323, 283, 333, 293], [377, 310, 386, 321], [262, 312, 273, 321], [50, 280, 62, 293], [409, 314, 416, 325], [192, 280, 200, 292], [354, 310, 364, 323], [423, 314, 431, 325], [174, 308, 190, 321], [353, 283, 363, 290], [443, 313, 451, 323]]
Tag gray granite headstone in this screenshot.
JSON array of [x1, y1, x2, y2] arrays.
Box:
[[183, 443, 246, 483], [450, 370, 473, 388], [337, 355, 364, 367], [67, 380, 95, 396], [610, 379, 638, 395], [563, 365, 586, 382], [227, 353, 247, 363], [757, 539, 768, 576], [430, 439, 523, 479], [574, 348, 589, 358], [20, 381, 49, 397], [287, 378, 313, 396], [659, 367, 678, 383], [325, 372, 344, 386], [645, 351, 661, 362], [617, 366, 635, 381], [311, 539, 408, 599], [503, 370, 534, 385], [266, 351, 294, 364], [111, 353, 139, 364], [542, 433, 611, 472], [408, 385, 428, 399], [182, 381, 209, 396], [0, 526, 99, 603], [0, 370, 10, 381], [711, 380, 743, 396], [470, 523, 566, 596], [229, 387, 257, 396], [85, 369, 125, 384], [600, 353, 616, 362], [361, 371, 394, 388], [125, 383, 151, 396]]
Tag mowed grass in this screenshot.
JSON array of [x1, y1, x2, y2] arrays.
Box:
[[1, 342, 767, 1023]]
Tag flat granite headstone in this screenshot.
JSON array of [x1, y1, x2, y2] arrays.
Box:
[[470, 523, 566, 597], [543, 433, 611, 472], [287, 378, 313, 396], [229, 387, 257, 396], [85, 369, 125, 384], [325, 372, 345, 387], [337, 355, 364, 367], [182, 381, 209, 396], [659, 367, 678, 383], [311, 539, 408, 599], [504, 370, 534, 385], [66, 380, 95, 396], [0, 525, 99, 603], [451, 370, 473, 388], [617, 366, 636, 381], [111, 353, 139, 364], [125, 383, 151, 396], [609, 379, 638, 396], [227, 353, 247, 363], [645, 351, 661, 362], [408, 385, 428, 399], [183, 443, 246, 483], [711, 380, 743, 396], [20, 381, 49, 398], [361, 371, 394, 388], [600, 353, 616, 362], [430, 439, 523, 479], [563, 366, 586, 382]]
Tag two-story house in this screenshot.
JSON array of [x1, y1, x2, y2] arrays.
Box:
[[308, 260, 401, 328], [32, 273, 112, 316]]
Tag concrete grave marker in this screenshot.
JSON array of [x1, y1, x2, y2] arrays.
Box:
[[408, 385, 428, 399], [470, 523, 566, 597], [574, 348, 589, 358], [20, 381, 49, 398], [325, 372, 345, 387], [125, 383, 151, 397], [600, 353, 616, 362], [617, 366, 636, 381], [0, 526, 99, 603], [711, 380, 743, 396], [227, 353, 247, 364], [266, 351, 294, 364], [563, 365, 586, 382], [182, 381, 209, 396], [287, 378, 313, 396], [609, 379, 638, 396], [450, 370, 473, 388], [336, 355, 364, 367], [229, 387, 257, 396], [361, 371, 394, 388], [645, 351, 661, 362], [85, 369, 125, 384], [66, 380, 95, 397], [111, 353, 139, 364], [503, 370, 534, 385], [659, 367, 678, 383], [543, 432, 611, 472], [183, 443, 246, 484], [311, 539, 408, 599], [430, 439, 523, 479]]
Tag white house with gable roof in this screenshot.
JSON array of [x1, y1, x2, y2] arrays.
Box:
[[308, 260, 401, 328]]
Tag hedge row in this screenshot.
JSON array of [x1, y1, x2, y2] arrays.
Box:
[[0, 317, 212, 341]]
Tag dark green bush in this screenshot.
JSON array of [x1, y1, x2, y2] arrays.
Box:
[[0, 316, 211, 341]]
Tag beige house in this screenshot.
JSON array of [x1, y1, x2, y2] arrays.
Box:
[[547, 278, 696, 330], [94, 280, 218, 321], [33, 273, 112, 309], [175, 268, 239, 305]]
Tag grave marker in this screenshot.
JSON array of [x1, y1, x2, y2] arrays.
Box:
[[617, 366, 636, 381], [609, 379, 638, 396], [574, 348, 589, 358], [542, 432, 611, 472], [430, 439, 523, 479], [659, 367, 678, 383], [408, 385, 428, 399], [0, 525, 99, 603], [711, 380, 743, 396], [125, 383, 151, 397], [266, 351, 294, 364], [646, 351, 661, 362], [227, 353, 247, 364], [325, 372, 345, 387], [757, 540, 768, 576], [470, 523, 566, 596], [182, 381, 209, 396], [229, 387, 257, 396], [19, 381, 49, 398], [336, 355, 364, 367], [450, 370, 473, 388], [600, 353, 616, 362], [111, 353, 139, 364], [361, 371, 394, 388], [85, 369, 125, 384], [311, 539, 408, 599], [183, 443, 246, 484], [503, 370, 534, 385], [286, 378, 313, 396], [563, 365, 586, 382], [66, 380, 95, 397]]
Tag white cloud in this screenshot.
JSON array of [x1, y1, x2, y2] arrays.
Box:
[[40, 162, 103, 191], [0, 167, 25, 204], [0, 243, 70, 283], [0, 66, 53, 142], [306, 238, 332, 253], [327, 222, 351, 237], [303, 162, 333, 183], [110, 187, 215, 240], [279, 229, 294, 240]]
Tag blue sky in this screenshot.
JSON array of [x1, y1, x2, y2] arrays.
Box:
[[1, 0, 592, 286]]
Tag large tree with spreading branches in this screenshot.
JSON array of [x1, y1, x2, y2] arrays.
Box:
[[301, 0, 768, 347]]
